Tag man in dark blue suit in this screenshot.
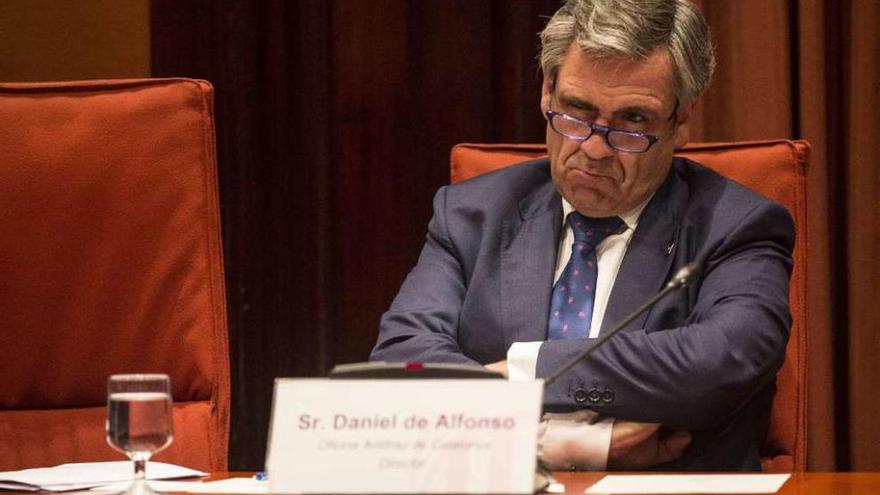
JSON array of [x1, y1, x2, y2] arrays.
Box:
[[372, 0, 793, 472]]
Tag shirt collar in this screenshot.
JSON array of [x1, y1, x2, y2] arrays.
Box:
[[561, 193, 653, 231]]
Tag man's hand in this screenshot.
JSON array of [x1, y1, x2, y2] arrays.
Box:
[[607, 421, 692, 470], [485, 360, 509, 378]]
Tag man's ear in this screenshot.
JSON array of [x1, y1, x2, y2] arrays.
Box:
[[540, 74, 554, 115], [673, 100, 697, 148]]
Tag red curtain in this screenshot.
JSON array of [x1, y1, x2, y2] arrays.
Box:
[[689, 0, 880, 471], [151, 0, 879, 470]]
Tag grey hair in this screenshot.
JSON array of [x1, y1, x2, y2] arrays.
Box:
[[539, 0, 716, 106]]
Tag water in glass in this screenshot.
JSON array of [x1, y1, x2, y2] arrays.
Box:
[[106, 374, 174, 495]]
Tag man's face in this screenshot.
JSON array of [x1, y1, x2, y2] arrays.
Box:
[[541, 44, 691, 217]]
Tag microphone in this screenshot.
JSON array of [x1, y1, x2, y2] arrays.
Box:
[[665, 260, 703, 289], [543, 260, 703, 387]]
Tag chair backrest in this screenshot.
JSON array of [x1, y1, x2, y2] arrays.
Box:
[[0, 79, 230, 471], [451, 141, 809, 472]]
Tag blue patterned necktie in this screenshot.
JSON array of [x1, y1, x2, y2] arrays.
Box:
[[547, 213, 623, 340]]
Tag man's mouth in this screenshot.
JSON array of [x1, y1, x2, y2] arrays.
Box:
[[567, 167, 612, 182]]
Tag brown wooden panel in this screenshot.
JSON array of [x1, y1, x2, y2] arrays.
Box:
[[0, 0, 149, 81]]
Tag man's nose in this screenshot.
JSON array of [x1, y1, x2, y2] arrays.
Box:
[[579, 130, 615, 161]]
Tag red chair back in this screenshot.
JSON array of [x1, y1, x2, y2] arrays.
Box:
[[0, 79, 230, 471], [451, 140, 809, 472]]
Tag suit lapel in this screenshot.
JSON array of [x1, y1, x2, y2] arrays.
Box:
[[500, 178, 562, 346], [601, 167, 687, 334]]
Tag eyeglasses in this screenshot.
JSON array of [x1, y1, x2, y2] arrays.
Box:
[[545, 102, 667, 154]]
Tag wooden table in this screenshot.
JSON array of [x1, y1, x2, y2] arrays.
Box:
[[6, 472, 879, 494], [551, 471, 880, 494], [207, 471, 880, 494]]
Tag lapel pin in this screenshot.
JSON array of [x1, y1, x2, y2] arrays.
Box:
[[665, 242, 675, 255]]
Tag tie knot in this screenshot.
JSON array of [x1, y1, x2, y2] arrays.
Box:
[[568, 212, 623, 248]]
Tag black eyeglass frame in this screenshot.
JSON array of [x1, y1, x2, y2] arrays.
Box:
[[544, 108, 659, 153], [544, 95, 679, 154]]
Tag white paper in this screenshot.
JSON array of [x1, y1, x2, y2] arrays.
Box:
[[543, 481, 566, 493], [0, 461, 206, 492], [92, 478, 268, 494], [585, 474, 791, 494]]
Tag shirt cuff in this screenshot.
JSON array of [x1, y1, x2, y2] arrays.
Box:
[[506, 341, 543, 381], [537, 410, 614, 471]]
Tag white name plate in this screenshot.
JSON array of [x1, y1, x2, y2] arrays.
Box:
[[266, 378, 543, 494]]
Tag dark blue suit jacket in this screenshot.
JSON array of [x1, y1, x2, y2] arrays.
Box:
[[372, 157, 794, 471]]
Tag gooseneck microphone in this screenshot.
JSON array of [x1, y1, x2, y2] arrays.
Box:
[[543, 261, 703, 387]]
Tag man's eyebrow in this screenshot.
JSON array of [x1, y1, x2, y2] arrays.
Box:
[[557, 94, 661, 119], [613, 105, 661, 119], [557, 94, 595, 111]]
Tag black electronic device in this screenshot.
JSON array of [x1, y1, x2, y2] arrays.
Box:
[[329, 361, 503, 379]]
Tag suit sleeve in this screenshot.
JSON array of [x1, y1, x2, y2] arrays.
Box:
[[370, 186, 481, 366], [537, 200, 794, 431]]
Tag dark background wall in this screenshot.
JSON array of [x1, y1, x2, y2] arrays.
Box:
[[3, 0, 878, 473], [148, 0, 560, 470], [147, 0, 880, 472]]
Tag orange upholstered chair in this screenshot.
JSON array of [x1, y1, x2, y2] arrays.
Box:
[[0, 79, 230, 471], [451, 141, 809, 472]]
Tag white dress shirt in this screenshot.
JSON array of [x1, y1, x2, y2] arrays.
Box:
[[507, 197, 649, 470]]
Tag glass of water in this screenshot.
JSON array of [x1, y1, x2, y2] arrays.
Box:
[[106, 374, 174, 495]]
